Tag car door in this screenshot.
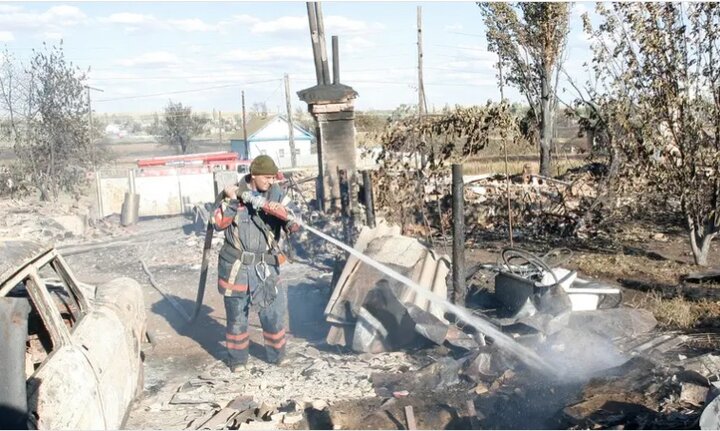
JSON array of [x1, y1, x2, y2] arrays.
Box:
[[23, 269, 105, 430]]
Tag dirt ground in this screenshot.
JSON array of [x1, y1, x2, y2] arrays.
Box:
[[7, 181, 720, 430]]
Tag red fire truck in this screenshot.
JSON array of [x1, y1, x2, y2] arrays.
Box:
[[136, 152, 251, 176]]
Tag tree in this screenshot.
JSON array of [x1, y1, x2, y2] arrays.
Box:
[[477, 3, 571, 176], [582, 3, 720, 266], [0, 42, 98, 200], [160, 101, 208, 154]]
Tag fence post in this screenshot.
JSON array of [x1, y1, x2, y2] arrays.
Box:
[[452, 164, 466, 306], [338, 168, 354, 244], [362, 170, 376, 228]]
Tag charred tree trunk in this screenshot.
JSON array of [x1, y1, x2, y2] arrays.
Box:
[[539, 67, 553, 177], [688, 219, 717, 267]]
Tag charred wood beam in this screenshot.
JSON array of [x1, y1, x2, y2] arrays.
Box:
[[452, 164, 466, 306]]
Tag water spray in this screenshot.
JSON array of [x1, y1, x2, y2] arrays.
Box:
[[300, 221, 559, 377]]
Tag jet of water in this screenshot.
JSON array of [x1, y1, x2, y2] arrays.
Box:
[[301, 222, 560, 377]]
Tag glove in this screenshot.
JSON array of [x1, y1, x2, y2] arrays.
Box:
[[286, 220, 301, 234], [240, 191, 295, 223], [224, 184, 239, 199]]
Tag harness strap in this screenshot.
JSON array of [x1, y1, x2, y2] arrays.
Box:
[[220, 243, 283, 266]]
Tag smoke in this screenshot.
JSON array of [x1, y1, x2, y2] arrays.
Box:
[[527, 327, 628, 383]]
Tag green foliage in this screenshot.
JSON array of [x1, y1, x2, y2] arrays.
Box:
[[583, 3, 720, 265], [160, 101, 208, 154], [374, 103, 523, 232], [0, 42, 100, 200], [477, 2, 571, 176]]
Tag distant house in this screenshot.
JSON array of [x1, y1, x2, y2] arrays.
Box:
[[229, 115, 316, 169]]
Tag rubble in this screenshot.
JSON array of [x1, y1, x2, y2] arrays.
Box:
[[325, 220, 451, 353]]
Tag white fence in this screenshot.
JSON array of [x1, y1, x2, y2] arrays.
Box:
[[96, 169, 216, 218]]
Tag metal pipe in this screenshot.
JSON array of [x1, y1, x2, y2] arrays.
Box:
[[332, 35, 339, 85], [362, 170, 375, 228], [452, 164, 466, 306], [315, 123, 325, 213], [0, 298, 31, 429]]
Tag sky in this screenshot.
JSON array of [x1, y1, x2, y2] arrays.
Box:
[[0, 1, 597, 115]]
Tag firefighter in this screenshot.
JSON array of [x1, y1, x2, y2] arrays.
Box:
[[212, 155, 299, 371]]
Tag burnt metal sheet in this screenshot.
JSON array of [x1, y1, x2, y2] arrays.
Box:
[[325, 219, 450, 349], [0, 239, 52, 287], [0, 297, 31, 429]]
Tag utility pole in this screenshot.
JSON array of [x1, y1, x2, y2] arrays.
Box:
[[417, 6, 427, 115], [284, 73, 297, 168], [241, 90, 248, 159], [84, 85, 104, 167], [219, 110, 223, 146]]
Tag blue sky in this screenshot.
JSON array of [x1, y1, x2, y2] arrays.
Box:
[[0, 1, 596, 114]]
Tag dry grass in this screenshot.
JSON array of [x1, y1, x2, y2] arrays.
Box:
[[463, 159, 586, 176], [630, 292, 720, 329]]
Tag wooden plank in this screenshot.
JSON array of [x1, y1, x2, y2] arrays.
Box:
[[404, 405, 417, 430], [196, 407, 241, 430], [27, 271, 72, 348]]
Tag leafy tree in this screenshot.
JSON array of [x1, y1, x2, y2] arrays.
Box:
[[477, 2, 571, 176], [582, 3, 720, 265], [0, 42, 100, 200], [160, 100, 208, 154]]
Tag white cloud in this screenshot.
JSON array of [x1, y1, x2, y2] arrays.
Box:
[[0, 5, 22, 13], [103, 12, 157, 25], [220, 46, 310, 62], [232, 14, 261, 25], [344, 36, 374, 54], [168, 18, 217, 32], [325, 16, 372, 34], [102, 12, 219, 33], [41, 32, 63, 41], [0, 4, 87, 32], [247, 14, 381, 36], [116, 51, 180, 68], [250, 16, 306, 34], [43, 5, 87, 26], [0, 31, 14, 42]]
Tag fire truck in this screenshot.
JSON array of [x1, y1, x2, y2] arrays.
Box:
[[136, 152, 251, 176]]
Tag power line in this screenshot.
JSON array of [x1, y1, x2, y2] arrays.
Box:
[[446, 31, 485, 38], [94, 79, 281, 103], [431, 44, 489, 52]]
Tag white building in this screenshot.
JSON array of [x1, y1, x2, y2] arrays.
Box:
[[230, 115, 316, 169]]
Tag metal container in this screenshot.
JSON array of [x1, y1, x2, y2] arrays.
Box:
[[494, 271, 536, 313]]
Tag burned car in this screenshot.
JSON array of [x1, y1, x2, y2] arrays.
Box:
[[0, 240, 146, 429]]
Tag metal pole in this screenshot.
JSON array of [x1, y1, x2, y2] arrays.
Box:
[[315, 2, 331, 85], [284, 73, 297, 168], [417, 6, 427, 115], [241, 91, 248, 158], [362, 170, 375, 228], [452, 164, 466, 306], [332, 35, 340, 85], [0, 298, 31, 429], [306, 2, 325, 85]]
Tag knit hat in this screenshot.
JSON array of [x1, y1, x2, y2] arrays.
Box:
[[250, 155, 279, 175]]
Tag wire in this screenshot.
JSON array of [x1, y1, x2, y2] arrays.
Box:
[[94, 79, 281, 103]]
